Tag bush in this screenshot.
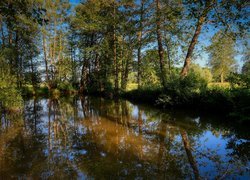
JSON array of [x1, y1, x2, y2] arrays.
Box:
[[122, 87, 162, 104], [123, 70, 249, 121], [228, 72, 250, 89], [0, 55, 23, 111], [57, 81, 75, 92], [199, 88, 233, 112], [230, 89, 250, 121], [157, 72, 208, 107]]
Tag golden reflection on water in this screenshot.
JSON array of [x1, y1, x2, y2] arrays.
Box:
[[82, 116, 160, 162], [0, 97, 249, 179]]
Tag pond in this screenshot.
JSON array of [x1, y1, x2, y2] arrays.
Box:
[[0, 96, 249, 179]]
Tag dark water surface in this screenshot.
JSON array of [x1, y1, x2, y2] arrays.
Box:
[[0, 96, 249, 179]]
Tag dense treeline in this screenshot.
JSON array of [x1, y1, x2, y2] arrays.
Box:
[[0, 0, 249, 119]]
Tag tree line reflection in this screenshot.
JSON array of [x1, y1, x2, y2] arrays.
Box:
[[0, 96, 249, 179]]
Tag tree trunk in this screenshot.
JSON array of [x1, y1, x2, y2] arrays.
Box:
[[58, 32, 62, 62], [181, 130, 200, 180], [30, 57, 37, 95], [0, 18, 5, 48], [137, 0, 144, 89], [137, 32, 142, 89], [48, 99, 52, 152], [165, 40, 171, 74], [42, 28, 50, 90], [8, 29, 12, 45], [113, 3, 119, 95], [53, 19, 57, 63], [155, 0, 166, 88], [15, 31, 21, 88], [121, 51, 130, 90], [220, 72, 224, 83], [94, 53, 101, 91], [33, 98, 37, 133], [157, 122, 167, 172], [114, 37, 118, 93], [80, 54, 88, 93], [180, 16, 205, 77], [180, 0, 215, 77]]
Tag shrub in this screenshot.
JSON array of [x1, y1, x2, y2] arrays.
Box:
[[122, 87, 162, 104], [0, 55, 23, 111], [199, 88, 233, 112], [57, 81, 75, 92], [228, 72, 250, 89], [157, 71, 208, 107], [230, 89, 250, 121]]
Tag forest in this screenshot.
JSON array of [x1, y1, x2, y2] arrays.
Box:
[[0, 0, 249, 118]]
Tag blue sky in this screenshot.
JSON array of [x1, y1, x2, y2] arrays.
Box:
[[70, 0, 80, 5], [68, 0, 246, 70]]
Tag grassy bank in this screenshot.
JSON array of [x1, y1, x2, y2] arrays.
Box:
[[20, 79, 250, 122], [122, 87, 250, 122], [21, 85, 78, 98]]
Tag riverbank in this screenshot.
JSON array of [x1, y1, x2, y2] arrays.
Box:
[[21, 84, 250, 122], [122, 88, 250, 121]]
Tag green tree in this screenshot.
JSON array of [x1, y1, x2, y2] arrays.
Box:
[[180, 0, 249, 77], [141, 50, 161, 88], [0, 54, 22, 110], [242, 51, 250, 76], [70, 0, 136, 94], [0, 0, 42, 89], [207, 31, 236, 83], [190, 64, 213, 83], [0, 0, 43, 107], [40, 0, 71, 90]]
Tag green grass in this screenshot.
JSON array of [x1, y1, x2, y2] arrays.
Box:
[[126, 83, 138, 91], [22, 84, 49, 97], [208, 82, 230, 89]]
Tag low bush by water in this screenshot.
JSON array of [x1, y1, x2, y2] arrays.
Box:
[[122, 74, 250, 121]]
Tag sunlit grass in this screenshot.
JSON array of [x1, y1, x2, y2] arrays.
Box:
[[127, 82, 231, 91], [22, 84, 48, 96], [208, 82, 230, 89], [126, 83, 138, 91]]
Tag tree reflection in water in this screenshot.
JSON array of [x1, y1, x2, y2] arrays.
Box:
[[0, 96, 249, 179]]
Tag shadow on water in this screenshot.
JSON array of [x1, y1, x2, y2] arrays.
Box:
[[0, 96, 249, 179]]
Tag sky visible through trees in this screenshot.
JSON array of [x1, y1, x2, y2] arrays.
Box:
[[0, 0, 249, 110], [69, 0, 247, 69]]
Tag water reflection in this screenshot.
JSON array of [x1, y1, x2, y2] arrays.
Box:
[[0, 96, 249, 179]]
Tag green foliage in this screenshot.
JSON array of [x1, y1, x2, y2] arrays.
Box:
[[242, 61, 250, 76], [0, 55, 23, 110], [56, 58, 73, 82], [122, 88, 163, 104], [54, 57, 76, 92], [57, 82, 75, 92], [24, 72, 41, 86], [51, 89, 61, 99], [21, 85, 49, 97], [199, 88, 250, 120], [242, 52, 250, 76], [141, 50, 161, 89], [157, 70, 208, 107], [230, 89, 250, 121], [228, 73, 250, 89], [199, 88, 233, 112], [0, 0, 248, 122], [207, 31, 236, 82], [190, 64, 213, 83], [208, 82, 230, 89], [128, 72, 137, 84]]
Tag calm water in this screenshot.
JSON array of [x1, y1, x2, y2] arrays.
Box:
[[0, 96, 249, 179]]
